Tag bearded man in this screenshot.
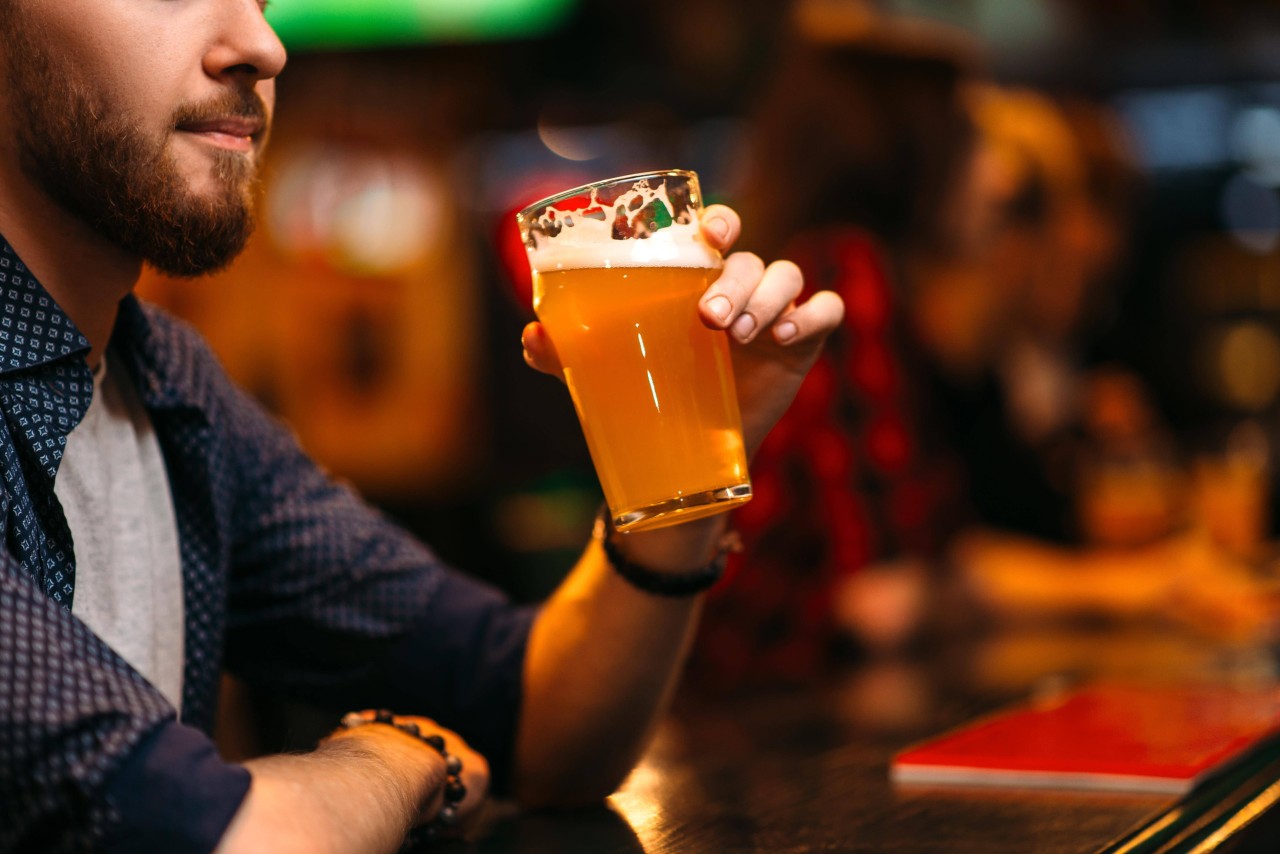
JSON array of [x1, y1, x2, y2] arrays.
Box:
[[0, 2, 843, 852]]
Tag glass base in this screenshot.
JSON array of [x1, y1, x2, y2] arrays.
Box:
[[612, 483, 752, 533]]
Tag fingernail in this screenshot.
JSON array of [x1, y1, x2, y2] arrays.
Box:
[[732, 313, 756, 341], [706, 217, 730, 241], [706, 295, 732, 324], [775, 321, 798, 343]]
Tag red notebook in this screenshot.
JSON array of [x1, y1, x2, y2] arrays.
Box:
[[891, 683, 1280, 794]]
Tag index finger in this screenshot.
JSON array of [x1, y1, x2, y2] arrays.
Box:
[[700, 204, 741, 253]]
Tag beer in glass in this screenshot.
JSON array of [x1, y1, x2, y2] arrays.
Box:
[[517, 170, 751, 532]]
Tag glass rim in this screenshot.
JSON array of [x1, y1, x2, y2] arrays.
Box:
[[516, 168, 699, 224]]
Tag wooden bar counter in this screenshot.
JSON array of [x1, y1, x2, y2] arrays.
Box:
[[428, 626, 1280, 853]]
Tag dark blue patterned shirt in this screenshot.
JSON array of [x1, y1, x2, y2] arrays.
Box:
[[0, 235, 537, 853]]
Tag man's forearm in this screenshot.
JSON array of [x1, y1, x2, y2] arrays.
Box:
[[513, 517, 721, 806], [215, 727, 442, 854]]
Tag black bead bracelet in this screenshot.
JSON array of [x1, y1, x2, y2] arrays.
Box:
[[339, 710, 466, 844]]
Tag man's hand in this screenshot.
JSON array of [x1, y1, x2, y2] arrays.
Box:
[[215, 716, 490, 854], [329, 711, 491, 828], [690, 206, 845, 456], [522, 204, 845, 459]]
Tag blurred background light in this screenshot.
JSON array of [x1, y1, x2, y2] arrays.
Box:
[[1114, 87, 1236, 172], [267, 145, 443, 276], [874, 0, 1060, 49], [1208, 321, 1280, 412], [1220, 172, 1280, 254], [535, 121, 612, 163], [266, 0, 579, 49], [1231, 105, 1280, 187]]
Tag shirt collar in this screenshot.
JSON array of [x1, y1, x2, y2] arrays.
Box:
[[0, 231, 210, 416], [112, 293, 211, 414], [0, 234, 92, 373]]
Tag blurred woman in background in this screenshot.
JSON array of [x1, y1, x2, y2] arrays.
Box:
[[694, 2, 1274, 686]]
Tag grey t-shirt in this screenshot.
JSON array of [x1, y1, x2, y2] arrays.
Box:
[[60, 351, 185, 712]]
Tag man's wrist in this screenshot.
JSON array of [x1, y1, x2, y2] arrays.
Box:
[[322, 724, 444, 819], [596, 510, 740, 595], [603, 512, 727, 573], [222, 733, 441, 854]]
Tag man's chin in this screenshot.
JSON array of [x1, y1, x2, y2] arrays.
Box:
[[170, 138, 258, 197], [144, 225, 254, 279], [136, 184, 258, 277]]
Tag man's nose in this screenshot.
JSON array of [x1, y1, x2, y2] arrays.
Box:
[[204, 0, 288, 84]]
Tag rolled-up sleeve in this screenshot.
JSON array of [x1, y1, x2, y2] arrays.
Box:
[[102, 720, 250, 854], [0, 553, 243, 853]]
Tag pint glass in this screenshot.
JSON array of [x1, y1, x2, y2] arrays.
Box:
[[517, 170, 751, 532]]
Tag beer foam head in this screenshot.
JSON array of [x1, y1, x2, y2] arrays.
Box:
[[518, 170, 721, 272]]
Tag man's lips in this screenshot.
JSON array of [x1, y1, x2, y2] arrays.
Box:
[[175, 117, 265, 152]]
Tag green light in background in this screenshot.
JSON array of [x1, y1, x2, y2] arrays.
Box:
[[266, 0, 578, 50]]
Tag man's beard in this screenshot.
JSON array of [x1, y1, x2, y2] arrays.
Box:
[[4, 17, 269, 277]]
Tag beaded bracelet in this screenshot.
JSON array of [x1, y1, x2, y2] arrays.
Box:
[[595, 508, 741, 597], [339, 710, 466, 844]]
